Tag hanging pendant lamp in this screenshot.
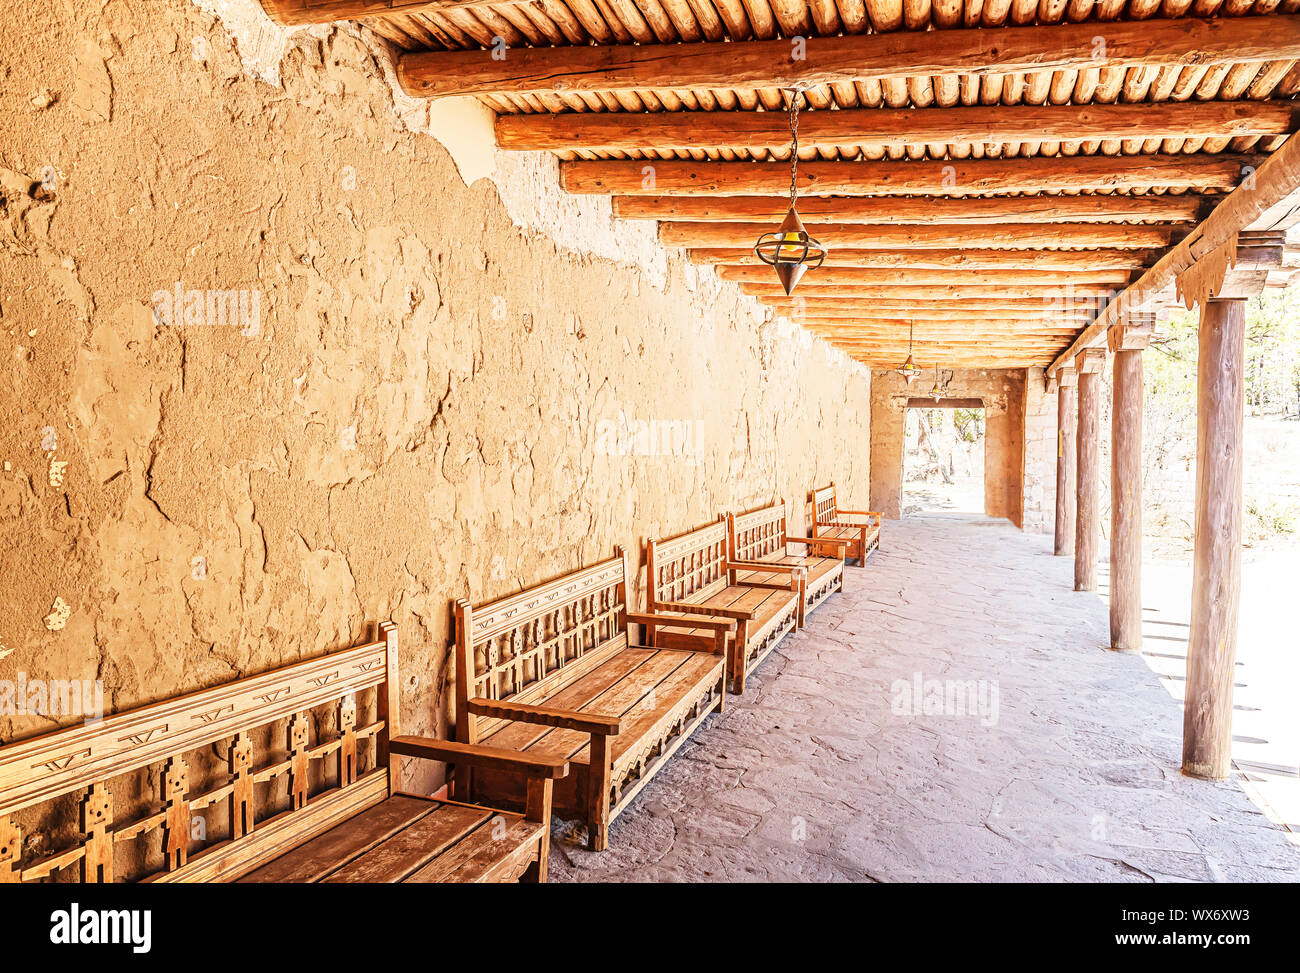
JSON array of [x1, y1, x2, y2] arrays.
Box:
[[929, 363, 943, 401], [752, 90, 827, 296], [897, 321, 923, 385]]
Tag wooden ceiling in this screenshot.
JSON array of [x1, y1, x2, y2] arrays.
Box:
[[262, 0, 1300, 369]]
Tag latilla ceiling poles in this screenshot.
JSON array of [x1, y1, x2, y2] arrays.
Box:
[[752, 89, 828, 296]]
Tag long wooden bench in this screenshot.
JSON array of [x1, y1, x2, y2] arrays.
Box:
[[810, 482, 883, 565], [728, 500, 850, 626], [0, 624, 566, 884], [452, 549, 732, 852], [644, 518, 803, 696]]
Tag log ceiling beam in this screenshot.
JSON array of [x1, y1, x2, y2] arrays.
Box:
[[259, 0, 519, 24], [803, 327, 1081, 338], [691, 247, 1157, 270], [1047, 131, 1300, 375], [615, 194, 1207, 224], [776, 306, 1089, 321], [397, 15, 1300, 98], [498, 102, 1298, 154], [794, 314, 1084, 327], [660, 222, 1181, 250], [719, 267, 1131, 286], [740, 284, 1116, 300], [562, 154, 1255, 197]]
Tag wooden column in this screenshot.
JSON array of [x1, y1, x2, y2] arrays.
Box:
[[1054, 367, 1077, 556], [1074, 348, 1106, 591], [1183, 298, 1246, 780], [1108, 316, 1155, 651]]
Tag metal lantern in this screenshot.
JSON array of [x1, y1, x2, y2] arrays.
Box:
[[897, 321, 923, 385], [930, 364, 943, 401], [753, 90, 826, 296]]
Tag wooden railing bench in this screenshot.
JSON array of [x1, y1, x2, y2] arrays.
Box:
[[728, 500, 848, 625], [810, 482, 883, 565], [0, 625, 562, 884], [453, 549, 730, 852], [645, 518, 802, 696]]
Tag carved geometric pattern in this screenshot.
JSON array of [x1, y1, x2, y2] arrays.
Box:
[[118, 726, 169, 746], [194, 705, 235, 724], [0, 635, 392, 883], [469, 556, 628, 701], [38, 748, 92, 773]]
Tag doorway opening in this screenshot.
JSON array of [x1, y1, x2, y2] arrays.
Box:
[[903, 399, 986, 517]]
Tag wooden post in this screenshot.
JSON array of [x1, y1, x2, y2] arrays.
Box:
[[1074, 349, 1106, 591], [1183, 298, 1246, 780], [1054, 366, 1077, 556], [1108, 317, 1155, 650]]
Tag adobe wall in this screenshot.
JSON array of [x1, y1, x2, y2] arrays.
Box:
[[0, 1, 872, 798]]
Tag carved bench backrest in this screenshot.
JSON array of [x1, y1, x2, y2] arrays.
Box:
[[729, 501, 787, 562], [0, 625, 398, 884], [455, 551, 631, 743], [646, 518, 730, 608], [811, 483, 839, 524]]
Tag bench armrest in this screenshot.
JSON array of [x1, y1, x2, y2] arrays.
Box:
[[837, 509, 882, 521], [728, 560, 806, 579], [651, 600, 759, 621], [389, 736, 569, 779], [786, 534, 850, 547], [626, 609, 736, 634], [467, 698, 622, 736]]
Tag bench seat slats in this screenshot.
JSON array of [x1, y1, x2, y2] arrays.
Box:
[[323, 802, 498, 883], [734, 553, 840, 589], [405, 815, 545, 884], [482, 648, 710, 768], [480, 647, 660, 755], [655, 584, 791, 641], [239, 794, 435, 883], [609, 650, 721, 768]]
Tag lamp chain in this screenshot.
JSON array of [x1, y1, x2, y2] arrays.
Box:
[[788, 90, 802, 207]]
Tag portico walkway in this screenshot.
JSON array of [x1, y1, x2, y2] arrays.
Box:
[[552, 517, 1300, 882]]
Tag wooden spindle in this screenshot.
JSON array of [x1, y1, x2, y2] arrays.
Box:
[[339, 695, 358, 787], [289, 713, 310, 810], [81, 783, 114, 883], [0, 816, 21, 883], [162, 756, 191, 870], [229, 732, 255, 839]]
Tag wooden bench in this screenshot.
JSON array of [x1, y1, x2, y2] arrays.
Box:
[[452, 549, 731, 852], [0, 624, 566, 884], [644, 518, 803, 696], [728, 500, 850, 626], [809, 482, 883, 565]]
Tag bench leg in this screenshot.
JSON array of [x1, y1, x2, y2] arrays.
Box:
[[796, 578, 807, 628], [731, 621, 749, 695], [523, 776, 552, 883], [714, 629, 728, 713], [587, 734, 612, 852]]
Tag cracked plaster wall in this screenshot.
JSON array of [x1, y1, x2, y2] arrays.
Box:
[[0, 0, 872, 803]]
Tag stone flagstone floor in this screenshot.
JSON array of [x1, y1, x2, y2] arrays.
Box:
[[550, 516, 1300, 882]]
